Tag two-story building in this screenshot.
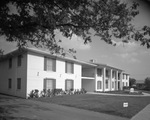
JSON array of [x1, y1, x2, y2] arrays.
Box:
[[82, 62, 129, 92], [0, 48, 129, 98]]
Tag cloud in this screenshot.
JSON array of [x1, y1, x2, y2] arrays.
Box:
[[59, 34, 91, 50], [112, 40, 140, 52], [113, 41, 141, 63]]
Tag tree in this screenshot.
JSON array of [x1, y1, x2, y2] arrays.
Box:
[[144, 77, 150, 90], [129, 78, 136, 87], [0, 0, 150, 56]]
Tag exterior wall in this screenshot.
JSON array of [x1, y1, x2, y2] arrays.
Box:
[[0, 54, 27, 98], [26, 52, 82, 96]]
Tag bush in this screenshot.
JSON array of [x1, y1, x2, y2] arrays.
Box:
[[28, 89, 39, 98], [28, 88, 87, 98], [123, 86, 130, 90]]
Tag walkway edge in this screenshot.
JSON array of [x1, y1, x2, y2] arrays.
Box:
[[87, 92, 150, 97], [131, 104, 150, 120]]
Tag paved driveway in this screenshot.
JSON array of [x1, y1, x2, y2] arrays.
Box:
[[0, 94, 129, 120]]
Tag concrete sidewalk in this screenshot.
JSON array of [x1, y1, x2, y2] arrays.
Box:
[[0, 94, 129, 120], [87, 92, 150, 97], [131, 104, 150, 120]]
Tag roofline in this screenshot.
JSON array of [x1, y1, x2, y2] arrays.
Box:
[[1, 47, 96, 67], [93, 63, 124, 71], [0, 47, 128, 72]]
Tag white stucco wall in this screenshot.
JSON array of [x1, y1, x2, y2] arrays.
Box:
[[0, 54, 27, 98], [26, 52, 82, 96]]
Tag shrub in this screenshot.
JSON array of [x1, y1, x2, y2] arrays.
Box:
[[28, 89, 39, 98], [123, 86, 130, 90], [29, 88, 87, 98]]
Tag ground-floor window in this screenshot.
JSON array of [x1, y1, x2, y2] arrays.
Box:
[[97, 81, 102, 89], [8, 78, 12, 89], [65, 79, 74, 90], [112, 81, 114, 89], [105, 79, 108, 89], [44, 78, 56, 90], [17, 78, 21, 90]]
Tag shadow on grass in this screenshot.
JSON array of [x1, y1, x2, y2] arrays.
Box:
[[0, 116, 38, 120]]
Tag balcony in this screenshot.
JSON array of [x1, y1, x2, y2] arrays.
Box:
[[82, 67, 95, 79]]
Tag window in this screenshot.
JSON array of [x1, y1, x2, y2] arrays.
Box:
[[17, 55, 22, 67], [17, 78, 21, 90], [65, 62, 74, 74], [97, 81, 102, 89], [8, 79, 12, 89], [123, 82, 124, 87], [112, 81, 114, 88], [126, 82, 128, 86], [97, 68, 102, 76], [118, 73, 121, 80], [65, 79, 74, 90], [123, 74, 124, 79], [44, 79, 56, 90], [9, 58, 12, 68], [106, 70, 109, 78], [44, 57, 56, 72], [105, 79, 108, 89]]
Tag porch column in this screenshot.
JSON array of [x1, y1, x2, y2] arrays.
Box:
[[110, 69, 112, 91], [116, 71, 118, 90], [103, 67, 106, 92], [120, 72, 123, 90]]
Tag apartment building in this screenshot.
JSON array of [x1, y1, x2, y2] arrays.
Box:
[[82, 62, 129, 92], [0, 48, 129, 98]]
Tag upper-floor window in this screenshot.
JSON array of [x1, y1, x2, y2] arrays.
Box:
[[9, 58, 12, 68], [123, 74, 125, 79], [44, 57, 56, 72], [97, 68, 102, 76], [112, 71, 116, 78], [106, 70, 109, 78], [65, 62, 74, 74], [17, 55, 22, 67], [118, 73, 121, 80]]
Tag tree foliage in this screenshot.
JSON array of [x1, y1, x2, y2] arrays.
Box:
[[129, 78, 136, 87], [0, 0, 150, 55], [144, 77, 150, 90]]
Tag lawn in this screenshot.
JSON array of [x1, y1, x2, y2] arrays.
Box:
[[35, 94, 150, 118]]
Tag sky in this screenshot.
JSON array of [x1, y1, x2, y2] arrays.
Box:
[[0, 0, 150, 80]]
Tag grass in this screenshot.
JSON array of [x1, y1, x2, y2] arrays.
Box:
[[35, 94, 150, 118]]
